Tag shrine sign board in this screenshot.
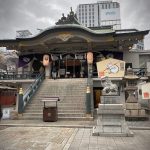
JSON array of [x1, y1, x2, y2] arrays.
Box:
[[96, 58, 125, 78]]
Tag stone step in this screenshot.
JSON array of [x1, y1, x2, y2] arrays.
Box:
[[22, 112, 86, 119], [21, 115, 93, 121], [26, 106, 85, 111], [25, 108, 85, 113], [23, 78, 87, 121], [26, 102, 85, 106], [31, 97, 86, 101]]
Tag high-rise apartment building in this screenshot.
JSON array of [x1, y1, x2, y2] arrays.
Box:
[[76, 0, 121, 29]]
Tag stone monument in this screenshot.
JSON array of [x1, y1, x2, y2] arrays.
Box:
[[93, 77, 133, 136]]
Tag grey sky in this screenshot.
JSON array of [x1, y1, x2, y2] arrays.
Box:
[[0, 0, 150, 49]]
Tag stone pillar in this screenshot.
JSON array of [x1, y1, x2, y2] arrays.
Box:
[[86, 51, 94, 116], [43, 54, 51, 79], [86, 86, 91, 114], [18, 88, 23, 114], [15, 84, 21, 112], [87, 52, 93, 78], [45, 64, 52, 79]]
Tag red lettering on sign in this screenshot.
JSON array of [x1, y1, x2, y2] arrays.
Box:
[[144, 92, 149, 98]]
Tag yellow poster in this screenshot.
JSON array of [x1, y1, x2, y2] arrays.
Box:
[[96, 58, 125, 78]]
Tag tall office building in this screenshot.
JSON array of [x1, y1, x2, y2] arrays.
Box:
[[76, 0, 121, 29], [76, 0, 144, 50]]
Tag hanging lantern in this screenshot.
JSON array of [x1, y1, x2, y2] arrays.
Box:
[[87, 52, 93, 64], [43, 54, 49, 66]]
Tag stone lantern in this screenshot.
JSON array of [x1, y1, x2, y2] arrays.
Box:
[[124, 67, 147, 119], [124, 67, 139, 103]]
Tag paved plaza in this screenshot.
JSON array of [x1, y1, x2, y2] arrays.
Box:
[[0, 125, 150, 150]]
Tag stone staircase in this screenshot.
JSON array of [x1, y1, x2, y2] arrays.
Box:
[[22, 78, 90, 120]]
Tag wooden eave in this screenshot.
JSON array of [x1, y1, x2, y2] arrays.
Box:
[[0, 25, 149, 53]]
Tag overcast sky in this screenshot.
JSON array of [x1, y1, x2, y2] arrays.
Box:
[[0, 0, 150, 49]]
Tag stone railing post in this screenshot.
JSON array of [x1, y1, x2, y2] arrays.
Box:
[[18, 88, 24, 113]]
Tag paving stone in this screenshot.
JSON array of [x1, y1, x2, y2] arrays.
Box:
[[0, 126, 150, 150], [0, 127, 75, 150]]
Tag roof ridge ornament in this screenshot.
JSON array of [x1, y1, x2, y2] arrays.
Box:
[[55, 8, 80, 25]]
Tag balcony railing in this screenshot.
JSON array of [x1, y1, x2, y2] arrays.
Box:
[[92, 68, 147, 78], [132, 68, 147, 77], [0, 71, 40, 80]]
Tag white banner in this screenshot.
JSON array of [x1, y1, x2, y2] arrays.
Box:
[[141, 83, 150, 99], [147, 62, 150, 73], [100, 8, 120, 21]]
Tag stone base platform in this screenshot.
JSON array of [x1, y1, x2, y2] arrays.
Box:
[[93, 104, 133, 137]]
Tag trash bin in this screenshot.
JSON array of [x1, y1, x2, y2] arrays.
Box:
[[41, 97, 59, 122], [43, 106, 57, 122]]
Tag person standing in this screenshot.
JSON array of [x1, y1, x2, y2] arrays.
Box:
[[52, 65, 57, 80]]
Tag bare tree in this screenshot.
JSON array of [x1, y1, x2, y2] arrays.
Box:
[[0, 52, 7, 70]]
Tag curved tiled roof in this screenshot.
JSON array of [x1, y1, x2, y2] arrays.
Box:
[[16, 24, 115, 41]]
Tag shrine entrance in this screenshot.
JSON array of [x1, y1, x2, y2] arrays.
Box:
[[93, 87, 103, 108], [51, 54, 88, 78]]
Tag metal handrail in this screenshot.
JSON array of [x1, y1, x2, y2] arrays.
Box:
[[22, 72, 45, 112]]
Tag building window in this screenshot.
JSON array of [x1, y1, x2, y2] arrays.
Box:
[[113, 3, 116, 8], [116, 3, 119, 8]]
